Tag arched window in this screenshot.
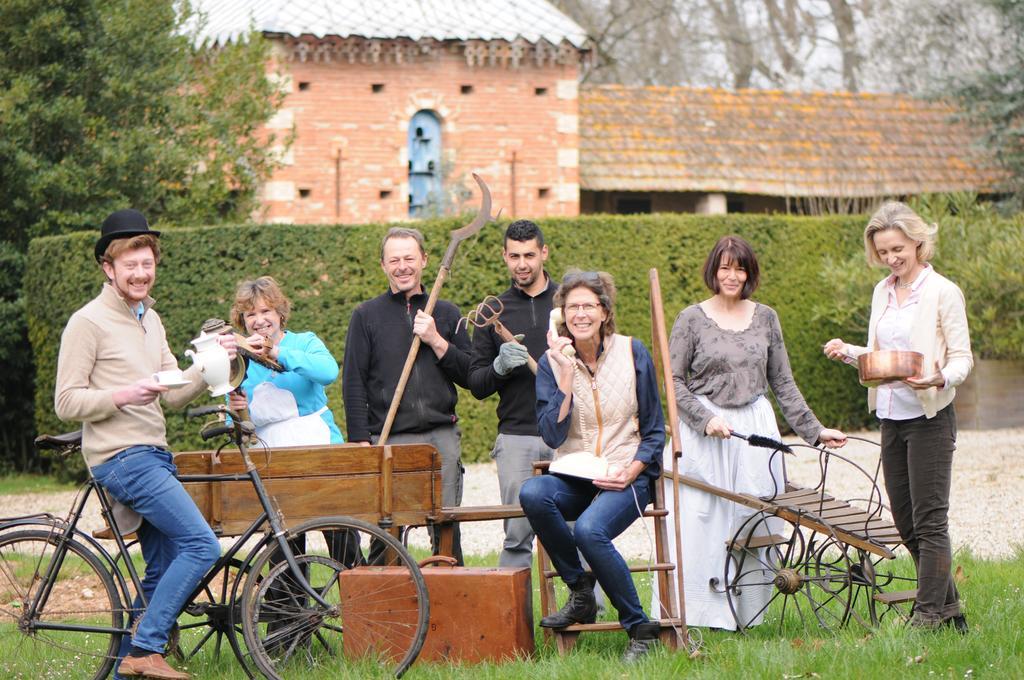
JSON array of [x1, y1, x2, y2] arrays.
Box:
[[408, 110, 441, 217]]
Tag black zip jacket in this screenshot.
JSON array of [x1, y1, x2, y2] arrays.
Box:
[[343, 287, 470, 442], [468, 276, 555, 435]]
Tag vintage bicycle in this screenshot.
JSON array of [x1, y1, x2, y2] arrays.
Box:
[[0, 407, 431, 679]]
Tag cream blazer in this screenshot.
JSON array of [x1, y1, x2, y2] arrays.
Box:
[[843, 268, 973, 418]]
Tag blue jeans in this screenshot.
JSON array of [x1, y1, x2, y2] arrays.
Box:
[[520, 473, 652, 632], [91, 446, 221, 663]]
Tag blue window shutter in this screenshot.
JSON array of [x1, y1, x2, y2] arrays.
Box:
[[408, 110, 442, 217]]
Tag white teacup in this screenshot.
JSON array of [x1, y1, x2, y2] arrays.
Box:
[[153, 369, 185, 385]]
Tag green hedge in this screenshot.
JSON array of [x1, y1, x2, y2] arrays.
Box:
[[24, 213, 951, 477]]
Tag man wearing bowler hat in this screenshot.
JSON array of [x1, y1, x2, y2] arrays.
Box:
[[55, 209, 236, 679]]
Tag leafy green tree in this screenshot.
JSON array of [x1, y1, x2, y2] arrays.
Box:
[[0, 0, 286, 247], [0, 0, 286, 467], [955, 0, 1024, 208]]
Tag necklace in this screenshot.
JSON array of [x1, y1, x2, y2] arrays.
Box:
[[896, 269, 922, 290]]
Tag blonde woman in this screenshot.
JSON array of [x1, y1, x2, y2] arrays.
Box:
[[824, 201, 972, 632], [227, 276, 343, 446]]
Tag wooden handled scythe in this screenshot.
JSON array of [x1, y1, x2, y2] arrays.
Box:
[[377, 174, 496, 444]]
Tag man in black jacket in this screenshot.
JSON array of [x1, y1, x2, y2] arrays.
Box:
[[343, 227, 471, 563], [469, 220, 556, 568]]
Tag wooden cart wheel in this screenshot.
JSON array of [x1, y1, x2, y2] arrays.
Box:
[[240, 516, 429, 679], [724, 513, 856, 633]]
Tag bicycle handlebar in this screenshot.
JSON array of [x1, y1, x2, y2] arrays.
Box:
[[186, 405, 228, 419], [200, 424, 235, 441]]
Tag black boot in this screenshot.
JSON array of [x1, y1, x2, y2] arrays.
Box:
[[540, 574, 598, 628], [622, 621, 660, 663], [945, 614, 969, 634]]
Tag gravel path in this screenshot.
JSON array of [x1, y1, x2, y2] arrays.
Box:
[[4, 429, 1021, 561]]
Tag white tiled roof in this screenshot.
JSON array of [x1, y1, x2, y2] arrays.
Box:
[[191, 0, 589, 48]]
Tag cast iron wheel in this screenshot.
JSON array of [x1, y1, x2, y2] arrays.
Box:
[[724, 512, 807, 632], [0, 529, 125, 679], [241, 516, 429, 679], [798, 532, 858, 630], [725, 513, 857, 633], [849, 547, 918, 626]]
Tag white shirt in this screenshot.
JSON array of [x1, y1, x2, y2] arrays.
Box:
[[874, 265, 932, 420]]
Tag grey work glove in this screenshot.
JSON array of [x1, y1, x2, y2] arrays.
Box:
[[493, 341, 530, 375]]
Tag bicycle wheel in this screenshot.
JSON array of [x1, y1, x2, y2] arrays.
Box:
[[241, 516, 429, 679], [0, 529, 125, 679], [179, 555, 255, 675]]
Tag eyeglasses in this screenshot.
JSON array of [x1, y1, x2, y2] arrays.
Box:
[[565, 303, 600, 314]]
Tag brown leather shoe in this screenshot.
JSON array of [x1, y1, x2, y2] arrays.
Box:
[[118, 653, 190, 679]]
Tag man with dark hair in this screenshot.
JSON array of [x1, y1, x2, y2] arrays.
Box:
[[343, 226, 472, 563], [469, 219, 556, 568], [55, 209, 236, 679]]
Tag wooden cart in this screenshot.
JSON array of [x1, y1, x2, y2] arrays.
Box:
[[676, 438, 918, 632], [174, 443, 442, 535]]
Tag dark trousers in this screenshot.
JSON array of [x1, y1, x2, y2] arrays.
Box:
[[520, 473, 652, 632], [880, 404, 961, 623], [372, 425, 464, 565]]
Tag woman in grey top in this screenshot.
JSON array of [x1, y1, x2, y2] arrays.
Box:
[[653, 235, 845, 630]]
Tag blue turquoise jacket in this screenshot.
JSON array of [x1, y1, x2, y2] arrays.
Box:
[[241, 330, 344, 444]]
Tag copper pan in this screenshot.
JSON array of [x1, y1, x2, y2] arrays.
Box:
[[857, 350, 923, 387]]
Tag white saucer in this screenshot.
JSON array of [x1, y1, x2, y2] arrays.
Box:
[[157, 379, 192, 389]]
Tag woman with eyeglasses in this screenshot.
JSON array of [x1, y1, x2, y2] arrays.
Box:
[[654, 235, 846, 631], [519, 270, 666, 663]]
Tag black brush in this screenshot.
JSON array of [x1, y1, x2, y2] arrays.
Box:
[[731, 431, 794, 454]]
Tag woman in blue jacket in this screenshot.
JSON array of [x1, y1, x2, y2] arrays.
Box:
[[228, 276, 343, 446]]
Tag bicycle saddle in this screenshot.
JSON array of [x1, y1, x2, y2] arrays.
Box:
[[34, 430, 83, 450]]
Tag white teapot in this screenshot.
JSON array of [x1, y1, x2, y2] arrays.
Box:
[[185, 331, 233, 397]]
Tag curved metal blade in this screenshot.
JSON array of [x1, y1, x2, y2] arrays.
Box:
[[451, 173, 495, 240]]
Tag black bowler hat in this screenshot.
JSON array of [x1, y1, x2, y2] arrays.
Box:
[[94, 209, 161, 262]]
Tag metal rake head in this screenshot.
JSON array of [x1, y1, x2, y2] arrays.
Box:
[[458, 295, 504, 334]]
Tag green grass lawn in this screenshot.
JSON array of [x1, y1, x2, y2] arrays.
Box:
[[3, 529, 1020, 679], [0, 473, 76, 495], [172, 548, 1023, 679]]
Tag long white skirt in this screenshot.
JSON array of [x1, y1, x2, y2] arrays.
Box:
[[652, 395, 786, 630]]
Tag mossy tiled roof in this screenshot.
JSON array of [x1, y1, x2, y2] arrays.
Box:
[[580, 85, 1003, 197]]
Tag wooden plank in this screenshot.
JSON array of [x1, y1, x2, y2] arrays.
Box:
[[873, 589, 917, 604], [726, 534, 789, 550], [679, 475, 771, 513], [772, 488, 836, 503], [543, 563, 676, 579], [182, 469, 438, 535], [174, 444, 441, 477], [830, 517, 898, 531], [559, 618, 684, 633], [679, 474, 894, 557], [437, 504, 524, 522]]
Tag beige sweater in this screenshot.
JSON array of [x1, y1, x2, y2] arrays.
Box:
[[55, 283, 207, 468], [843, 268, 973, 418]]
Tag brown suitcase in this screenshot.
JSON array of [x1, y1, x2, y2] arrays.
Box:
[[338, 557, 534, 664]]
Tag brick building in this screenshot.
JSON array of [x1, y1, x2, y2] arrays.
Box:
[[197, 2, 1001, 222], [197, 0, 588, 224]]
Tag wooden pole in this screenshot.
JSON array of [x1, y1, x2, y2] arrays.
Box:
[[378, 174, 494, 444], [649, 268, 690, 649]]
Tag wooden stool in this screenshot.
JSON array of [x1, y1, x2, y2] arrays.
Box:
[[532, 461, 684, 654]]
